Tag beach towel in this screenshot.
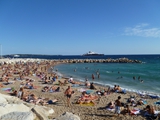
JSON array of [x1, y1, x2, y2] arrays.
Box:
[[131, 108, 141, 115], [106, 108, 115, 112], [78, 88, 95, 94], [143, 100, 147, 105], [78, 88, 86, 92], [86, 90, 95, 94], [1, 88, 12, 92], [72, 84, 80, 87], [76, 102, 95, 106], [71, 84, 85, 88]]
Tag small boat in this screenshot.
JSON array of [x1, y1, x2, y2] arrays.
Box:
[[82, 51, 104, 56]]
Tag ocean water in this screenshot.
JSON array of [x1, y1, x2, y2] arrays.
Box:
[[54, 55, 160, 95]]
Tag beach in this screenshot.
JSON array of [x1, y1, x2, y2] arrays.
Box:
[[0, 58, 160, 120]]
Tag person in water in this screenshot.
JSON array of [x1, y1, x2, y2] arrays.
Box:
[[92, 74, 95, 80]]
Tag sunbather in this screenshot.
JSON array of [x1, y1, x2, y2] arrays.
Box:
[[42, 86, 50, 92], [121, 105, 131, 115], [10, 90, 18, 96], [76, 99, 95, 105], [26, 94, 43, 105], [144, 105, 155, 117], [79, 92, 98, 101], [0, 83, 3, 87], [107, 101, 115, 109], [41, 99, 58, 105]]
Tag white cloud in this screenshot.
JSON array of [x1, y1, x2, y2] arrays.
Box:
[[124, 23, 160, 38]]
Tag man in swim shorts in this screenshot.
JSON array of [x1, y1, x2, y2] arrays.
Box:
[[64, 86, 73, 107]]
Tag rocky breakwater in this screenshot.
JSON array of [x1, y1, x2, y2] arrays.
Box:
[[0, 93, 54, 120], [59, 58, 142, 64]]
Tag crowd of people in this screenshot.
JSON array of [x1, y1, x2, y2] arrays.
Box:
[[0, 60, 160, 120]]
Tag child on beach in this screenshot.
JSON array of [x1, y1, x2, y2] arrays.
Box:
[[115, 96, 122, 116]]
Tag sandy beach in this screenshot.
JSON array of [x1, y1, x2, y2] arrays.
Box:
[[0, 58, 160, 120]]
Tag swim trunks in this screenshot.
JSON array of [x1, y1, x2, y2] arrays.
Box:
[[115, 106, 120, 114], [66, 94, 71, 98]]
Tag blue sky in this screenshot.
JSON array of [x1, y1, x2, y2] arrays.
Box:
[[0, 0, 160, 55]]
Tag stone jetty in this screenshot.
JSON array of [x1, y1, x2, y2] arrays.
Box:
[[0, 58, 142, 65], [57, 58, 142, 64]]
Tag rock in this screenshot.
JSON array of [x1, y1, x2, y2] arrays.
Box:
[[0, 93, 55, 120], [32, 105, 54, 120], [0, 103, 31, 117], [0, 96, 7, 104], [55, 112, 80, 120], [0, 112, 33, 120]]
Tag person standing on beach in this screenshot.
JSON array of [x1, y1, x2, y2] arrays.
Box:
[[64, 86, 73, 107], [115, 96, 121, 116]]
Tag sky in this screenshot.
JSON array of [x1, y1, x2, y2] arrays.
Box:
[[0, 0, 160, 55]]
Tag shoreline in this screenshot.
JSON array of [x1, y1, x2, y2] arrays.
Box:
[[0, 58, 160, 120], [54, 63, 160, 97]]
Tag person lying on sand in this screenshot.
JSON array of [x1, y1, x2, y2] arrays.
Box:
[[24, 81, 36, 89], [130, 99, 146, 107], [26, 93, 43, 105], [41, 99, 58, 105], [79, 91, 99, 101], [0, 83, 3, 87], [76, 99, 95, 105], [42, 86, 50, 92], [107, 101, 115, 109], [10, 90, 18, 96], [121, 105, 131, 115], [58, 80, 68, 86], [49, 86, 60, 92], [70, 80, 81, 84], [127, 96, 136, 106], [144, 105, 155, 117]]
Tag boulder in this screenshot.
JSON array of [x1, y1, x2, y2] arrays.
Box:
[[32, 105, 54, 120], [0, 111, 33, 120], [0, 103, 31, 117], [0, 93, 54, 120], [55, 112, 80, 120]]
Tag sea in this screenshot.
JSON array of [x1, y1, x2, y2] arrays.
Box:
[[8, 54, 160, 95]]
